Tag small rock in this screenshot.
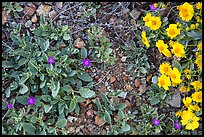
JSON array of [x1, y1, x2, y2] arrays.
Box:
[[2, 32, 6, 39], [118, 91, 127, 99], [129, 9, 141, 20], [151, 76, 158, 84], [25, 20, 32, 28], [122, 75, 128, 81], [125, 100, 131, 108], [68, 127, 75, 133], [56, 2, 63, 9], [109, 15, 116, 23], [36, 4, 51, 16], [74, 38, 86, 49], [135, 79, 141, 88], [94, 76, 99, 80], [146, 74, 152, 82], [168, 92, 181, 108], [31, 14, 37, 23], [138, 85, 148, 94], [110, 76, 116, 84], [86, 109, 94, 118], [121, 56, 127, 62], [126, 84, 133, 91], [2, 11, 7, 25], [24, 4, 36, 17], [95, 115, 105, 126], [59, 42, 67, 49], [49, 10, 57, 19]]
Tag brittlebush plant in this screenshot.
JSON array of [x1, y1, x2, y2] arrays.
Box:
[[140, 2, 202, 132]]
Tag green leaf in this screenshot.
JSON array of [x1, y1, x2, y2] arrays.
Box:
[[79, 87, 95, 98], [63, 33, 71, 40], [19, 84, 29, 94], [62, 25, 68, 31], [185, 30, 202, 40], [10, 34, 21, 45], [101, 93, 109, 103], [44, 105, 53, 113], [126, 64, 134, 71], [140, 67, 147, 74], [118, 109, 125, 119], [40, 80, 46, 89], [172, 60, 182, 72], [41, 95, 51, 102], [51, 81, 60, 98], [41, 40, 49, 52], [2, 61, 14, 68], [55, 119, 67, 128], [158, 114, 165, 120], [121, 124, 130, 132], [162, 17, 168, 22], [16, 96, 27, 105], [100, 35, 107, 43], [77, 72, 93, 82], [95, 98, 102, 111], [81, 47, 87, 58], [18, 58, 28, 67], [104, 110, 111, 124], [69, 96, 77, 113], [16, 6, 23, 12], [150, 96, 160, 105], [67, 70, 77, 77], [60, 55, 68, 62], [141, 105, 146, 114], [105, 48, 112, 54], [116, 103, 127, 110], [22, 123, 36, 134], [19, 75, 30, 85]]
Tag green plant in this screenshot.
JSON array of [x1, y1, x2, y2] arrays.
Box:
[[2, 2, 23, 18], [2, 15, 96, 135], [86, 25, 116, 65], [124, 40, 151, 78]]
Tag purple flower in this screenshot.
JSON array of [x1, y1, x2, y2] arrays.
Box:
[[174, 121, 181, 130], [7, 103, 13, 109], [48, 57, 55, 64], [83, 59, 91, 67], [152, 118, 160, 126], [150, 3, 158, 11], [27, 97, 35, 105]]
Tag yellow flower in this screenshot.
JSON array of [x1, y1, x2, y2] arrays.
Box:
[[191, 81, 202, 91], [154, 3, 158, 7], [146, 16, 162, 30], [192, 91, 202, 103], [181, 110, 200, 130], [141, 31, 150, 48], [195, 16, 200, 21], [171, 42, 185, 58], [189, 104, 201, 112], [190, 24, 195, 29], [186, 27, 190, 31], [195, 23, 199, 27], [176, 111, 183, 118], [197, 42, 202, 51], [183, 97, 192, 108], [195, 54, 202, 71], [178, 2, 194, 22], [196, 2, 202, 10], [143, 13, 152, 27], [162, 4, 166, 8], [170, 67, 182, 85], [186, 75, 191, 79], [169, 40, 174, 46], [155, 40, 171, 57], [180, 85, 187, 92], [158, 75, 171, 90], [166, 24, 181, 39], [184, 69, 191, 74], [159, 62, 172, 76]]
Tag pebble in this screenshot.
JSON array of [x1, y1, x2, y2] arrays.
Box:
[[25, 20, 32, 28]]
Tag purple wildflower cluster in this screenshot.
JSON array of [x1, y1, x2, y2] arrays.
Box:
[[149, 3, 158, 11], [83, 59, 91, 67], [152, 118, 160, 126]]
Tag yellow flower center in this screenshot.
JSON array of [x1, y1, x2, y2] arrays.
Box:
[[197, 94, 201, 100], [160, 80, 165, 85], [171, 74, 176, 79], [169, 29, 175, 35], [142, 37, 146, 43], [188, 119, 192, 123], [181, 8, 188, 13], [164, 67, 169, 72], [185, 103, 190, 107], [152, 20, 157, 25], [174, 48, 180, 53], [159, 46, 164, 51]]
